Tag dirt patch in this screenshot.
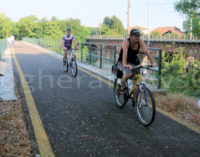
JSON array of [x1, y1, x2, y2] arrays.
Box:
[[155, 93, 200, 127], [0, 97, 32, 157]]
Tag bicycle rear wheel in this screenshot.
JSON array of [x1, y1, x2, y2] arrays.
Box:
[[114, 78, 129, 108], [71, 59, 77, 77], [135, 85, 156, 126]]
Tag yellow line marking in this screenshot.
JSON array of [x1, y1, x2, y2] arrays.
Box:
[[23, 42, 200, 135], [12, 46, 55, 157]]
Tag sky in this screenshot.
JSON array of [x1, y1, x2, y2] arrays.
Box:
[[0, 0, 185, 31]]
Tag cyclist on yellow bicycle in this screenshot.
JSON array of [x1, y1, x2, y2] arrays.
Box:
[[118, 29, 156, 94]]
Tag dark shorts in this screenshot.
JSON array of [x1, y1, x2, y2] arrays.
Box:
[[65, 46, 72, 51]]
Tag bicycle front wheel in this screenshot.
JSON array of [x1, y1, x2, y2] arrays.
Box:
[[135, 85, 156, 126], [71, 59, 77, 77], [63, 61, 69, 72], [114, 78, 128, 108]]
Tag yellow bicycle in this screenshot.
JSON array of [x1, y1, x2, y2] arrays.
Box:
[[113, 65, 156, 126]]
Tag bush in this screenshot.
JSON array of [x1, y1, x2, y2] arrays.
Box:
[[161, 51, 200, 98]]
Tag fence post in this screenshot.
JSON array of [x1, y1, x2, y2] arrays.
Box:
[[56, 40, 57, 52], [113, 45, 116, 64], [54, 40, 55, 52], [55, 40, 58, 53], [48, 39, 50, 50], [100, 45, 102, 69], [52, 39, 53, 51], [0, 42, 2, 60], [157, 49, 162, 89], [89, 44, 92, 64], [53, 40, 55, 52], [51, 39, 53, 51], [50, 39, 52, 50], [81, 43, 83, 61], [60, 40, 61, 54]]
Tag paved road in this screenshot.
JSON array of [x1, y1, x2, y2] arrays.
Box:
[[13, 41, 200, 157]]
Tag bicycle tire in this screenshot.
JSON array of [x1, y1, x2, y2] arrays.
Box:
[[71, 59, 77, 77], [135, 85, 156, 126], [63, 61, 69, 72], [114, 78, 129, 108]]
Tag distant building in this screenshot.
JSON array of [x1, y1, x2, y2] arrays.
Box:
[[128, 26, 149, 35], [151, 27, 184, 36]]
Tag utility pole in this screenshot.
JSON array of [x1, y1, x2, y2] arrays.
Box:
[[147, 0, 150, 47], [127, 0, 131, 35], [190, 18, 192, 40], [99, 22, 102, 37]]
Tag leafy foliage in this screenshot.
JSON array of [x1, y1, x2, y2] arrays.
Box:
[[102, 15, 125, 36], [175, 0, 200, 38], [15, 15, 39, 39], [0, 13, 125, 40], [151, 31, 161, 38], [161, 50, 200, 97], [0, 13, 14, 40]]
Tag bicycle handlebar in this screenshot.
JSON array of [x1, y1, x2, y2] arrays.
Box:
[[131, 65, 153, 70]]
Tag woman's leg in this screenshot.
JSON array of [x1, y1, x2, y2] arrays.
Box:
[[63, 49, 68, 61], [120, 73, 132, 88]]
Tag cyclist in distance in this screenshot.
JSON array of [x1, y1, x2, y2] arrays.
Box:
[[117, 29, 156, 94], [62, 28, 79, 64]]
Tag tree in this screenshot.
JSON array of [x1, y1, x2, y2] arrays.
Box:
[[40, 21, 63, 39], [103, 16, 112, 28], [101, 24, 112, 36], [0, 13, 92, 41], [0, 13, 14, 39], [15, 15, 39, 39], [175, 0, 200, 37], [110, 16, 125, 35], [102, 15, 125, 36], [151, 31, 161, 38]]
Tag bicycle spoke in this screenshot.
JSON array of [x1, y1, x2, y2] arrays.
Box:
[[144, 107, 151, 122]]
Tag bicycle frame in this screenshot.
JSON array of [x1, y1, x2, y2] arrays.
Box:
[[128, 72, 148, 108], [67, 50, 76, 65], [132, 73, 142, 93]]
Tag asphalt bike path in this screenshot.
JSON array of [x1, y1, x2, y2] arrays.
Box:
[[12, 41, 200, 157]]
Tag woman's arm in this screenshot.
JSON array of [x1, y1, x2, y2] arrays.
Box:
[[62, 40, 66, 50], [122, 39, 131, 68], [73, 39, 79, 49], [139, 39, 156, 67]]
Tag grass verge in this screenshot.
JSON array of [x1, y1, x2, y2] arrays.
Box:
[[0, 97, 32, 156]]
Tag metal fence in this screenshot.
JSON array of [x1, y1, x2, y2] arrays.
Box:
[[88, 34, 200, 41], [0, 39, 7, 60], [23, 38, 162, 88]]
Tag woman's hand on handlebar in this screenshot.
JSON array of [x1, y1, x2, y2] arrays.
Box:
[[124, 64, 133, 69], [152, 63, 156, 68], [75, 46, 79, 50]]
